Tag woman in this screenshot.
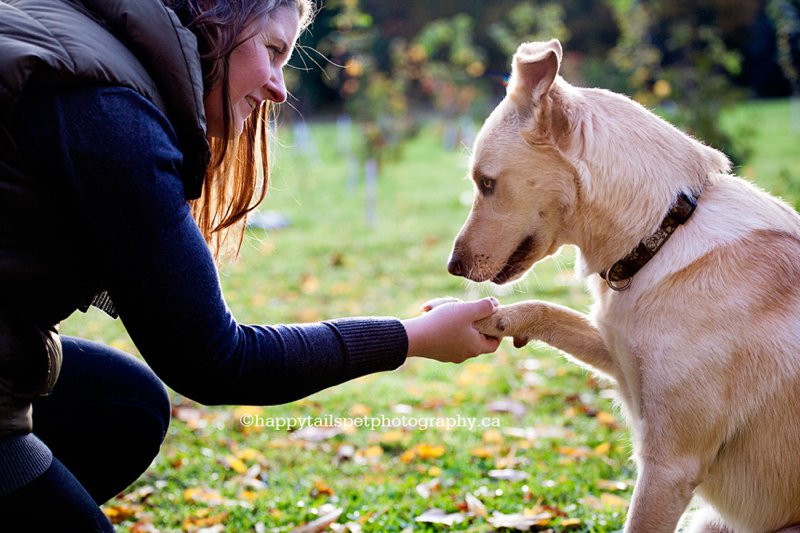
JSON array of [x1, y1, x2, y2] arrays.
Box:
[[0, 0, 500, 529]]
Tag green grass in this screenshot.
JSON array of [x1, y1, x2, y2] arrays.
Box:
[[60, 99, 799, 532]]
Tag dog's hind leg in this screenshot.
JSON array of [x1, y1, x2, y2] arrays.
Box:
[[473, 301, 618, 378], [623, 456, 703, 533], [684, 506, 731, 533]]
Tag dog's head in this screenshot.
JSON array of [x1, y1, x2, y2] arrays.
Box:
[[448, 39, 579, 284]]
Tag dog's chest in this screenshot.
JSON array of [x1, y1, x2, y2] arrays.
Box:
[[592, 289, 647, 417]]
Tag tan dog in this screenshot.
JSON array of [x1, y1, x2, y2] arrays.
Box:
[[449, 39, 800, 533]]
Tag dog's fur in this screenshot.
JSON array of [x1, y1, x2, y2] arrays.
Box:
[[449, 39, 800, 532]]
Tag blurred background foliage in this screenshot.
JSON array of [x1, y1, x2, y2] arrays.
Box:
[[287, 0, 799, 170]]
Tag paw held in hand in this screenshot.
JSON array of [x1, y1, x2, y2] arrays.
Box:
[[513, 335, 530, 348]]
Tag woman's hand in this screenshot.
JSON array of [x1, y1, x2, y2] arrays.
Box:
[[402, 297, 501, 363]]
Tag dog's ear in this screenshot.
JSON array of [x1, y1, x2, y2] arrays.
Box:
[[508, 39, 562, 107]]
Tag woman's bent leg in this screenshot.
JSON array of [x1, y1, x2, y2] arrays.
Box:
[[32, 336, 171, 504]]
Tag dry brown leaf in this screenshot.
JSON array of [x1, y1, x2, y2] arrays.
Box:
[[182, 510, 228, 531], [129, 519, 159, 533], [183, 487, 226, 506], [103, 503, 141, 525], [310, 480, 335, 498]]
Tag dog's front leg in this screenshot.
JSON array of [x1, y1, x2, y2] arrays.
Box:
[[474, 301, 618, 378], [624, 456, 702, 533]]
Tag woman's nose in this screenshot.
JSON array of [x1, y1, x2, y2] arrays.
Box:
[[265, 68, 287, 103]]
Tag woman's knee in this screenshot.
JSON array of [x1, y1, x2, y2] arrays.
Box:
[[32, 337, 171, 502]]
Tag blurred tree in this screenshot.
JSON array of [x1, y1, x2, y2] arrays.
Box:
[[605, 0, 751, 165], [488, 1, 570, 57], [318, 0, 418, 167], [768, 0, 800, 98], [412, 14, 490, 148]]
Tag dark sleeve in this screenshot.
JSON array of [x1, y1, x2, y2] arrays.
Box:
[[25, 86, 408, 405]]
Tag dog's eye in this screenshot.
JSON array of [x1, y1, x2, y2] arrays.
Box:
[[479, 177, 496, 195]]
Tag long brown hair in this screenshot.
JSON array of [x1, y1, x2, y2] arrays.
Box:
[[165, 0, 313, 260]]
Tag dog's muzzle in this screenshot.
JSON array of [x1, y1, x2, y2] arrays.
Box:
[[448, 234, 537, 284]]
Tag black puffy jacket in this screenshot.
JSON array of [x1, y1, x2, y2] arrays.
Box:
[[0, 0, 209, 435]]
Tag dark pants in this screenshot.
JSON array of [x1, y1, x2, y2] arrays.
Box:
[[0, 337, 171, 532]]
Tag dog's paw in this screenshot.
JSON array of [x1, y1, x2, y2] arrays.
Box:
[[473, 303, 542, 348], [421, 296, 462, 313]]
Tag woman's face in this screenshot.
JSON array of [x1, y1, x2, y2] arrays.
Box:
[[204, 4, 301, 138]]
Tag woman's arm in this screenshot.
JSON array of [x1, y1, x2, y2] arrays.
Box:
[[18, 86, 496, 405]]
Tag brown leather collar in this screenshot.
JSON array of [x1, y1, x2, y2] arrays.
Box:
[[600, 190, 701, 291]]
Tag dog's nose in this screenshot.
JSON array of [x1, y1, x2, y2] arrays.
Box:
[[448, 256, 465, 277]]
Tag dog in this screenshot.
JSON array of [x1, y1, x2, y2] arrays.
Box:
[[447, 39, 800, 532]]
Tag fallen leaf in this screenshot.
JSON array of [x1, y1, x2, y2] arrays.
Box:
[[220, 455, 248, 474], [290, 426, 342, 442], [183, 487, 225, 506], [349, 403, 371, 417], [595, 410, 619, 428], [172, 406, 209, 431], [504, 425, 574, 440], [593, 442, 612, 456], [379, 429, 406, 446], [290, 508, 344, 533], [310, 480, 335, 498], [103, 504, 141, 524], [330, 522, 363, 533], [487, 398, 527, 418], [584, 493, 630, 510], [415, 478, 440, 499], [465, 493, 487, 518], [182, 510, 228, 531], [335, 444, 355, 464], [235, 448, 265, 462], [482, 429, 504, 444], [596, 479, 633, 491], [415, 443, 445, 459], [415, 508, 467, 526], [557, 446, 593, 459], [361, 445, 383, 458], [129, 519, 159, 533], [238, 490, 262, 502], [488, 511, 551, 529], [487, 469, 529, 482], [470, 446, 495, 459], [300, 274, 320, 294]]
